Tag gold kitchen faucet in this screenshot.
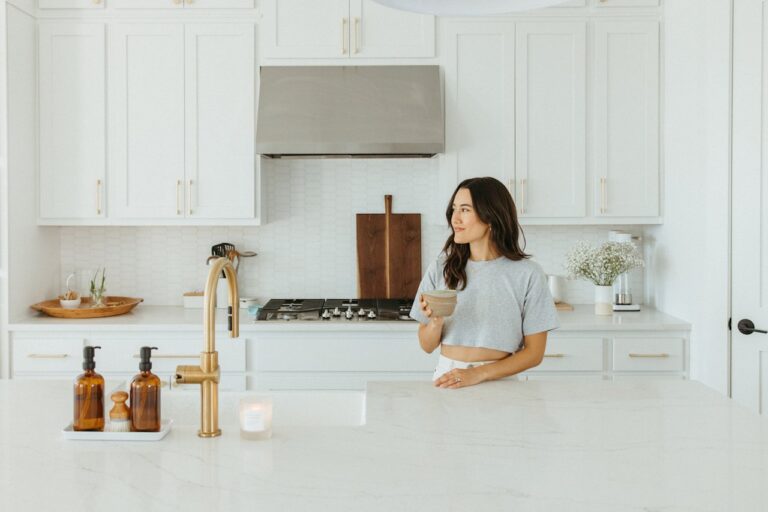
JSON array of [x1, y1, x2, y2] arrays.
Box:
[[175, 257, 239, 438]]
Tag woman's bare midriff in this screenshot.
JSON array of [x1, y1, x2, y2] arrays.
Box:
[[440, 343, 511, 362]]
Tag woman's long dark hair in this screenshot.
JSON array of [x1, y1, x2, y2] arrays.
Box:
[[443, 177, 529, 290]]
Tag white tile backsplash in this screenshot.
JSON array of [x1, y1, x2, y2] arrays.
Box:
[[60, 159, 644, 305]]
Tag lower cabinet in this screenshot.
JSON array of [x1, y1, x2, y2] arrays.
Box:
[[10, 331, 247, 391], [9, 329, 689, 391]]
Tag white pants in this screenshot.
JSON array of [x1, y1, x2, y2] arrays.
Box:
[[432, 354, 519, 381]]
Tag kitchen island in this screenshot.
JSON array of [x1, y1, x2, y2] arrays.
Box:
[[0, 378, 764, 511]]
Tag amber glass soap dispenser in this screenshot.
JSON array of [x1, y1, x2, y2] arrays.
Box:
[[130, 346, 161, 432], [73, 345, 105, 432]]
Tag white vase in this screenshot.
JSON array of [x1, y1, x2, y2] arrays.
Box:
[[594, 285, 613, 315]]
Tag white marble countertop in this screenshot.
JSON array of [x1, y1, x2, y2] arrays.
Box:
[[0, 378, 763, 511], [9, 304, 690, 332]]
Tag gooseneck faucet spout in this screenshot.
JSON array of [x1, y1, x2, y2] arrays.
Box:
[[175, 257, 239, 438]]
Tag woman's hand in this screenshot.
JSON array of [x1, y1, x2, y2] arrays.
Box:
[[434, 367, 485, 389], [420, 294, 443, 324]]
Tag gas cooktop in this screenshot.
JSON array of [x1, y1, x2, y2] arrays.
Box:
[[256, 298, 415, 322]]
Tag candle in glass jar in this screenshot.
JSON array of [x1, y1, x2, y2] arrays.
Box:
[[239, 396, 273, 440]]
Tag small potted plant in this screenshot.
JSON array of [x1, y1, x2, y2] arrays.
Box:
[[89, 267, 107, 308], [565, 241, 644, 315], [59, 273, 81, 309]]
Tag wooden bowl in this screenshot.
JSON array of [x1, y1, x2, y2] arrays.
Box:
[[30, 296, 144, 319]]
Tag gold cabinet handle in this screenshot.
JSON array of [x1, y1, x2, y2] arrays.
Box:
[[628, 353, 670, 358], [96, 179, 102, 215], [133, 354, 199, 359], [176, 180, 182, 215], [92, 0, 102, 4], [354, 17, 360, 54], [342, 17, 348, 55], [599, 177, 606, 214], [188, 179, 194, 215], [173, 0, 182, 4], [544, 353, 566, 358], [520, 178, 527, 214], [27, 353, 69, 359]]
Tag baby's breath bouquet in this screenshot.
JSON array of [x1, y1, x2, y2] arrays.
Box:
[[565, 241, 644, 286]]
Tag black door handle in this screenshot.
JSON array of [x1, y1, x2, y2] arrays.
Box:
[[738, 319, 768, 335]]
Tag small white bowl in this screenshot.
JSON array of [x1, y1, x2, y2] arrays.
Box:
[[59, 297, 82, 309]]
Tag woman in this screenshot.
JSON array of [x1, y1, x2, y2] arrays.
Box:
[[409, 177, 559, 389]]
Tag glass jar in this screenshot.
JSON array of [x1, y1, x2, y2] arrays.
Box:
[[614, 272, 632, 305]]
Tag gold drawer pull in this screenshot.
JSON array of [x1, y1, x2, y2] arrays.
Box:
[[133, 354, 199, 359], [628, 353, 669, 358], [544, 353, 566, 358], [27, 353, 69, 359]]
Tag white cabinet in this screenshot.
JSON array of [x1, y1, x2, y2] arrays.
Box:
[[515, 22, 586, 218], [39, 0, 104, 8], [184, 24, 256, 219], [112, 0, 254, 9], [593, 0, 659, 7], [593, 20, 660, 218], [443, 22, 516, 199], [38, 23, 106, 220], [611, 337, 685, 372], [108, 24, 185, 219], [108, 23, 257, 221], [263, 0, 434, 59], [441, 18, 660, 225]]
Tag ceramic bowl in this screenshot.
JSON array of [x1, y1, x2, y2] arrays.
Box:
[[422, 290, 457, 317], [59, 297, 82, 309]]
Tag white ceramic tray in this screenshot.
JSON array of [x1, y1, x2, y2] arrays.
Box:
[[61, 419, 173, 441]]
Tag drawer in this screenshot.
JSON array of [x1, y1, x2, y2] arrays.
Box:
[[92, 333, 246, 373], [12, 335, 85, 374], [612, 337, 684, 372], [534, 337, 603, 372]]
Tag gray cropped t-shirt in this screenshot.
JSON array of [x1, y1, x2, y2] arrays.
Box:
[[409, 253, 560, 353]]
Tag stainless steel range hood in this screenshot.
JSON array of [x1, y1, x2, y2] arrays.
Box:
[[256, 66, 444, 158]]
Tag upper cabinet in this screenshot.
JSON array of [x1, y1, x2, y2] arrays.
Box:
[[38, 23, 106, 221], [593, 20, 660, 218], [515, 22, 586, 219], [108, 23, 257, 222], [39, 0, 104, 8], [262, 0, 435, 59], [441, 17, 660, 225]]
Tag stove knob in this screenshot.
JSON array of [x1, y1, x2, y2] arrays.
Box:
[[321, 309, 331, 320], [357, 308, 366, 317], [345, 308, 354, 320], [332, 307, 341, 317], [367, 310, 377, 319]]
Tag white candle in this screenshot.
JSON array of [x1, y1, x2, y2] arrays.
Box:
[[239, 396, 273, 440]]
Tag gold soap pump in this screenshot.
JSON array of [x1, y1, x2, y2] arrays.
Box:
[[174, 256, 239, 438]]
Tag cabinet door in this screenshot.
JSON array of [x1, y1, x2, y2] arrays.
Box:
[[262, 0, 350, 58], [515, 22, 586, 218], [112, 0, 183, 8], [593, 21, 660, 217], [108, 24, 185, 219], [185, 25, 255, 219], [184, 0, 255, 7], [594, 0, 658, 7], [349, 0, 434, 58], [443, 22, 516, 202], [38, 23, 106, 220], [39, 0, 104, 8]]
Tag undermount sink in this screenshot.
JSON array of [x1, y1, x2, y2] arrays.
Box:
[[163, 389, 367, 428]]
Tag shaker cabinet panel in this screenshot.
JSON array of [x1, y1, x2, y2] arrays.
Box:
[[263, 0, 351, 58], [515, 22, 586, 218], [350, 0, 434, 58], [38, 23, 106, 220], [184, 24, 256, 219], [443, 22, 516, 199], [39, 0, 105, 8], [108, 24, 186, 219], [593, 21, 660, 217], [593, 0, 659, 7], [112, 0, 183, 8]]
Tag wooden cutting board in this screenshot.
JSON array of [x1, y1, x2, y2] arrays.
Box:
[[356, 195, 421, 299]]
